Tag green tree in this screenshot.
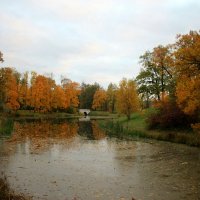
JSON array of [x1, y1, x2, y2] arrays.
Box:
[[137, 46, 174, 103], [79, 83, 100, 109], [106, 83, 117, 113]]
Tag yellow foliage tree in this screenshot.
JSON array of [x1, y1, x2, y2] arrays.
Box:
[[116, 78, 139, 120], [106, 83, 117, 113], [92, 89, 107, 110]]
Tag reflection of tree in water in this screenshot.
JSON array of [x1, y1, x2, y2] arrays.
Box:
[[78, 121, 93, 139], [4, 119, 106, 154], [78, 120, 106, 140], [6, 120, 78, 154], [91, 121, 106, 140]]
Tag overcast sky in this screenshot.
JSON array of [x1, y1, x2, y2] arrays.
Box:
[[0, 0, 200, 87]]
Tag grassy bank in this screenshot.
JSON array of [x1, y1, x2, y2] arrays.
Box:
[[0, 110, 80, 119], [89, 111, 118, 117], [99, 111, 200, 147], [1, 110, 117, 119]]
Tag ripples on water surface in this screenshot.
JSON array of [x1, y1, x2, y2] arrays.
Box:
[[0, 119, 200, 200]]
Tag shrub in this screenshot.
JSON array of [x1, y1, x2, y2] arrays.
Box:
[[191, 123, 200, 134], [146, 100, 196, 129]]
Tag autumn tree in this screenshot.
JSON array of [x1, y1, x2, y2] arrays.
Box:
[[18, 72, 29, 109], [0, 68, 19, 112], [61, 78, 80, 111], [152, 45, 174, 100], [92, 89, 107, 110], [5, 69, 20, 112], [106, 83, 117, 113], [174, 31, 200, 118], [116, 78, 139, 120], [47, 75, 56, 110], [30, 75, 55, 112], [52, 85, 65, 111]]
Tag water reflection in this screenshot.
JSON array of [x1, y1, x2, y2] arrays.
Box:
[[5, 120, 78, 154], [78, 120, 106, 140], [0, 119, 200, 200], [2, 119, 106, 155]]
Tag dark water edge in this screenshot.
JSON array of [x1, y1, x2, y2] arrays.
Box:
[[0, 118, 200, 200], [99, 119, 200, 147], [0, 175, 30, 200]]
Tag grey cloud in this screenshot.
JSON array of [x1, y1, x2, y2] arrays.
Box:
[[1, 0, 200, 87]]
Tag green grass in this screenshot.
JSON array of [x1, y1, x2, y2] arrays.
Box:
[[99, 110, 200, 147], [90, 111, 110, 116], [89, 111, 118, 117], [14, 110, 79, 119]]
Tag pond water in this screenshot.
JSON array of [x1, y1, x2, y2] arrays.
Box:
[[0, 119, 200, 200]]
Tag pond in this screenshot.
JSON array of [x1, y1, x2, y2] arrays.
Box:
[[0, 118, 200, 200]]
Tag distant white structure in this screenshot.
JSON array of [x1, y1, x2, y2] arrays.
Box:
[[79, 109, 90, 115]]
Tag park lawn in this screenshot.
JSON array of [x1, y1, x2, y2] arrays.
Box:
[[99, 110, 200, 147]]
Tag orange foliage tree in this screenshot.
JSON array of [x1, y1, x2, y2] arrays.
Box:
[[0, 68, 20, 112], [61, 78, 80, 111], [30, 75, 55, 112], [92, 89, 107, 110], [174, 31, 200, 117], [52, 85, 66, 110], [18, 72, 29, 109]]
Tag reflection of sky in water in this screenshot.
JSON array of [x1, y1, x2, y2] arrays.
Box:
[[0, 120, 200, 200]]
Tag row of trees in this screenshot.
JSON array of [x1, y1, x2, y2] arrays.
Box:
[[0, 67, 80, 113], [91, 79, 139, 120], [2, 30, 198, 125], [0, 52, 139, 118], [136, 30, 200, 129]]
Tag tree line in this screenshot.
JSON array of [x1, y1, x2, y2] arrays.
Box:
[[136, 30, 200, 130], [0, 30, 199, 129], [0, 53, 139, 119]]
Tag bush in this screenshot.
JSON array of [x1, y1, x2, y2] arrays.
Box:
[[146, 100, 196, 130], [191, 123, 200, 134]]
